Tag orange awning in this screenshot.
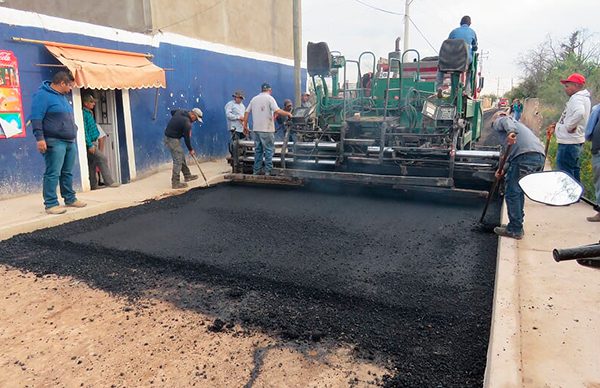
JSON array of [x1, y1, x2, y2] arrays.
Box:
[[45, 43, 166, 90]]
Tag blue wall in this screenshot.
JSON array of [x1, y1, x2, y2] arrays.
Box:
[[0, 22, 306, 196]]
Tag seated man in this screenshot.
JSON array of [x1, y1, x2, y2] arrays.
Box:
[[436, 15, 478, 98]]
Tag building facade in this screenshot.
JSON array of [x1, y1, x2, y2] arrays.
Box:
[[0, 3, 304, 197]]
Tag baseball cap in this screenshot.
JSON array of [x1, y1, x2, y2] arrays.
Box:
[[302, 92, 310, 96], [192, 108, 203, 123], [82, 94, 98, 103], [283, 99, 293, 107], [261, 82, 271, 91], [561, 73, 586, 85]]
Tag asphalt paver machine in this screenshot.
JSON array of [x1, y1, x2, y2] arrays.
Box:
[[227, 39, 500, 194]]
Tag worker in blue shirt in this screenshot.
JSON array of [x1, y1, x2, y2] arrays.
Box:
[[436, 15, 478, 98]]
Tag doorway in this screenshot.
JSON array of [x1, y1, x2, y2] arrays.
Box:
[[83, 88, 122, 184]]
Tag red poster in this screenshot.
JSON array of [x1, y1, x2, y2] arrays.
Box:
[[0, 50, 25, 139]]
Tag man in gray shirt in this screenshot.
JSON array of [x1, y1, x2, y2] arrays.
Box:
[[492, 110, 545, 239]]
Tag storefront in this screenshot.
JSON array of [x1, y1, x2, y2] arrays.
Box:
[[0, 7, 303, 197]]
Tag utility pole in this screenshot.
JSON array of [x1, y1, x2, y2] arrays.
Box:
[[403, 0, 411, 52], [293, 0, 302, 107], [496, 78, 500, 97]]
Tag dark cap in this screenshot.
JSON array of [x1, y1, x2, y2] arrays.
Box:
[[283, 99, 293, 106], [261, 82, 271, 91]]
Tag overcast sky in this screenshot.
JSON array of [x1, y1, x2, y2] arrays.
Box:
[[302, 0, 600, 95]]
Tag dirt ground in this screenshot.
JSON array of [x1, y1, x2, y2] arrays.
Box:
[[0, 266, 385, 387]]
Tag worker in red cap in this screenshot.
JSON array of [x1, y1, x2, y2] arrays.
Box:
[[548, 73, 591, 182]]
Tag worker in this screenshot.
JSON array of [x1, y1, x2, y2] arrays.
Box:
[[243, 82, 293, 175], [511, 99, 523, 122], [548, 73, 591, 182], [81, 94, 119, 190], [436, 15, 478, 98], [492, 110, 546, 239], [301, 92, 311, 108], [30, 70, 86, 214], [274, 98, 293, 140], [225, 90, 246, 141], [585, 101, 600, 222], [164, 108, 203, 189]]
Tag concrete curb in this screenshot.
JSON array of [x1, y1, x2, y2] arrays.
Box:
[[0, 173, 229, 242], [484, 204, 522, 387]]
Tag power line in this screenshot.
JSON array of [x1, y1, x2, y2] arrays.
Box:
[[353, 0, 403, 16], [409, 19, 438, 54], [153, 0, 228, 31]]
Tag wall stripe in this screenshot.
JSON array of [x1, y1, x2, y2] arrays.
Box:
[[0, 6, 305, 67]]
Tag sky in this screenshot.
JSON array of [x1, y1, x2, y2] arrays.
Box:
[[301, 0, 600, 96]]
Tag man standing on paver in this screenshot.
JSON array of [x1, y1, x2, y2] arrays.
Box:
[[164, 108, 202, 189], [436, 15, 478, 98], [82, 94, 119, 190], [30, 71, 87, 214], [225, 90, 246, 141], [492, 110, 546, 239], [548, 73, 591, 182], [585, 101, 600, 222], [243, 82, 293, 175]]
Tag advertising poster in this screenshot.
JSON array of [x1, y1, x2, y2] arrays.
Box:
[[0, 50, 25, 139]]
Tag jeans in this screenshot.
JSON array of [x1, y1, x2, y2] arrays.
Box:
[[504, 152, 545, 235], [556, 143, 583, 182], [514, 111, 521, 121], [164, 136, 192, 185], [593, 153, 600, 205], [87, 140, 115, 189], [435, 69, 472, 94], [42, 137, 78, 209], [253, 131, 275, 174]]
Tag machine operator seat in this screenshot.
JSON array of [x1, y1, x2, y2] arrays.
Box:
[[437, 39, 469, 74]]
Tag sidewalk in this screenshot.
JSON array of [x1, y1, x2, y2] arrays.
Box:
[[0, 159, 231, 241], [486, 195, 600, 387]]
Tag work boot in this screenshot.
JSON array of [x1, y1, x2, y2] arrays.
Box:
[[184, 175, 199, 182], [46, 206, 67, 215], [65, 200, 87, 208], [107, 182, 120, 188], [493, 227, 522, 240], [172, 182, 188, 189], [586, 212, 600, 222], [436, 87, 443, 99]]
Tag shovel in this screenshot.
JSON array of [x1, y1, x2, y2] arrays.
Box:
[[191, 154, 210, 187], [543, 125, 553, 169], [479, 143, 512, 223]]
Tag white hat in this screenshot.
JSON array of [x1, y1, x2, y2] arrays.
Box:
[[192, 108, 203, 123]]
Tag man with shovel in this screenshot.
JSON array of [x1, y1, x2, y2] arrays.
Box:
[[164, 107, 203, 189], [492, 110, 545, 239]]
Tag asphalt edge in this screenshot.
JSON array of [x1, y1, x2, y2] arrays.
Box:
[[0, 174, 228, 242], [483, 203, 522, 387]]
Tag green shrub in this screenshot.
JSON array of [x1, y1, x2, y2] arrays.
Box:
[[543, 133, 595, 201]]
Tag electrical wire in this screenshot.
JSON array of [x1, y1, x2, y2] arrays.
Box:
[[409, 19, 438, 54], [353, 0, 403, 16], [152, 0, 228, 31]]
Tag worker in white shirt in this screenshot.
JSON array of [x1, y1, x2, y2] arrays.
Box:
[[243, 82, 293, 175]]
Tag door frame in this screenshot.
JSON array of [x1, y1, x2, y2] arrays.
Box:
[[73, 87, 137, 191]]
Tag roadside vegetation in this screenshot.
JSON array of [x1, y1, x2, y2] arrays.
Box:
[[506, 30, 600, 200]]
